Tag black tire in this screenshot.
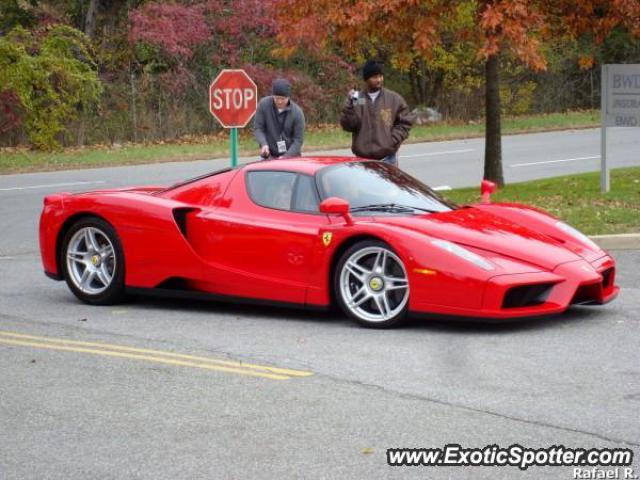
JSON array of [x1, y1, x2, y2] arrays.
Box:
[[60, 216, 126, 305], [334, 239, 409, 328]]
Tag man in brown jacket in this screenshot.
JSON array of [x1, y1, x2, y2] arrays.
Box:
[[340, 60, 414, 165]]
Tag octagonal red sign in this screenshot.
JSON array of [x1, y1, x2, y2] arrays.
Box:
[[209, 69, 258, 128]]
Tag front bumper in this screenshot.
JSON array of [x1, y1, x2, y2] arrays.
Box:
[[410, 255, 618, 319]]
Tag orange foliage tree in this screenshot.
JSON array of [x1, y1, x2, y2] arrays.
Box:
[[276, 0, 640, 186]]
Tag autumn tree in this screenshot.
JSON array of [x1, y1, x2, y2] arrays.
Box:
[[275, 0, 544, 185], [276, 0, 640, 187], [477, 0, 640, 185], [477, 0, 547, 185]]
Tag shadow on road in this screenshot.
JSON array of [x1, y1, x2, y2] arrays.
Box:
[[123, 294, 605, 334], [404, 306, 604, 334]]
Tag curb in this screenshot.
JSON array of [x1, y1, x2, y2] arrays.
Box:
[[590, 233, 640, 251]]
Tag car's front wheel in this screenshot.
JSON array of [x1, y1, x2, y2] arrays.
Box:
[[61, 217, 125, 305], [334, 240, 410, 328]]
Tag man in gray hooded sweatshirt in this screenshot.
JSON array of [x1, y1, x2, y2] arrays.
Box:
[[253, 78, 305, 159]]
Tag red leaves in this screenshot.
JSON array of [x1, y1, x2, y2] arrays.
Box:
[[616, 0, 640, 36], [412, 17, 439, 54], [205, 0, 278, 65], [129, 3, 211, 59], [276, 0, 446, 63], [129, 1, 279, 66], [278, 0, 638, 77], [481, 3, 504, 31], [549, 0, 640, 43], [277, 0, 550, 72], [478, 0, 547, 71], [0, 90, 23, 134]]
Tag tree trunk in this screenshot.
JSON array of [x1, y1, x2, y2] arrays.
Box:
[[408, 69, 420, 105], [130, 67, 138, 143], [484, 53, 504, 186], [84, 0, 99, 38]]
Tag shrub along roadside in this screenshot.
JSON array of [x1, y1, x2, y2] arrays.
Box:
[[0, 26, 102, 150]]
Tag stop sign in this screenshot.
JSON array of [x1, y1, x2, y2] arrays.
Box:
[[209, 69, 258, 128]]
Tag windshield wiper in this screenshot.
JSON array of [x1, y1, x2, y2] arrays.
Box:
[[349, 203, 435, 213]]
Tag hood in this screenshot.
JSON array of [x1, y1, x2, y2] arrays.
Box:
[[377, 207, 582, 270]]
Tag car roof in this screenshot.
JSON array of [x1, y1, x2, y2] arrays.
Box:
[[159, 157, 369, 194], [243, 156, 367, 175]]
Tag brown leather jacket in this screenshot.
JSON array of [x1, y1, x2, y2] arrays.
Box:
[[339, 88, 414, 160]]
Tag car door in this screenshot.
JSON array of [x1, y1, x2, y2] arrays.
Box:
[[187, 170, 329, 304]]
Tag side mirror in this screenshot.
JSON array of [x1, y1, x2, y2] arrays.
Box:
[[480, 180, 497, 204], [319, 197, 353, 225]]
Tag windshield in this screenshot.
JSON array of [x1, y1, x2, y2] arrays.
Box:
[[316, 161, 457, 213]]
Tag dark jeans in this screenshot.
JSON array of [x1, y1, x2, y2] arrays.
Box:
[[382, 152, 397, 165]]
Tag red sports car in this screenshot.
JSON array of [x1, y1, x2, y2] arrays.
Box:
[[39, 157, 618, 328]]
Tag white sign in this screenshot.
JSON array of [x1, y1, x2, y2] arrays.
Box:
[[211, 88, 256, 110], [604, 64, 640, 127], [601, 64, 640, 192]]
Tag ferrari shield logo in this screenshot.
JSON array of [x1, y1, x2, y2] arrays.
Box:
[[322, 232, 333, 247]]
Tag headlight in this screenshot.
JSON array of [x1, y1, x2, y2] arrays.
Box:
[[555, 222, 600, 250], [431, 240, 495, 271]]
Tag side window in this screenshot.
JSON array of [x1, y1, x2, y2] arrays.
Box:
[[292, 174, 320, 213], [246, 171, 297, 210]]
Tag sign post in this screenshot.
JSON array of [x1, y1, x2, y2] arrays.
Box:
[[601, 65, 609, 193], [230, 127, 238, 166], [601, 64, 640, 193], [209, 69, 258, 167]]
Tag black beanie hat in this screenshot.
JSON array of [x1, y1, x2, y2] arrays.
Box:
[[362, 60, 383, 80], [272, 78, 292, 97]]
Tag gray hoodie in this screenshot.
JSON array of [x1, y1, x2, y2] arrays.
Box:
[[253, 96, 305, 157]]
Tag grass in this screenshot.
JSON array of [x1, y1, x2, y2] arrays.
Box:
[[409, 110, 600, 142], [0, 110, 599, 174], [445, 166, 640, 235]]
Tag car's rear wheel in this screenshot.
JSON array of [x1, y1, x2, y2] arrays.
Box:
[[61, 217, 125, 305], [334, 240, 409, 328]]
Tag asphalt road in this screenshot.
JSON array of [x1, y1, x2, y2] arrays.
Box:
[[1, 127, 639, 479]]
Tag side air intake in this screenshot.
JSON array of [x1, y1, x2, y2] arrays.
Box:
[[502, 283, 554, 309], [172, 208, 199, 237]]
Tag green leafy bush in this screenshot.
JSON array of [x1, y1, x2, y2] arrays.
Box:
[[0, 25, 102, 150]]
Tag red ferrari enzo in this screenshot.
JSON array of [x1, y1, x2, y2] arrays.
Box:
[[39, 157, 618, 328]]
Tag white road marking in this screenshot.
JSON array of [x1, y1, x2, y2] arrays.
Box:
[[432, 185, 452, 191], [0, 181, 106, 192], [510, 156, 599, 168], [401, 149, 474, 159]]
